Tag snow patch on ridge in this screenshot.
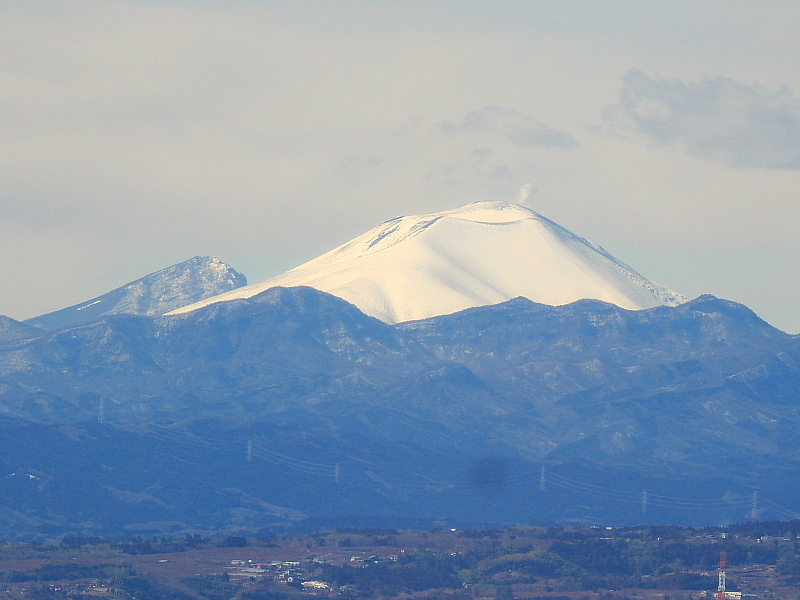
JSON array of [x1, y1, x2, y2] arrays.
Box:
[[27, 256, 247, 330]]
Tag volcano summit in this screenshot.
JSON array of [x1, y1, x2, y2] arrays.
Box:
[[171, 201, 685, 323]]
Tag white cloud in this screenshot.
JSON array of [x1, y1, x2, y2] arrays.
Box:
[[606, 70, 800, 169], [440, 106, 577, 148]]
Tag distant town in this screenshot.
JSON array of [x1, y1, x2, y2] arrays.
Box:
[[3, 521, 800, 600]]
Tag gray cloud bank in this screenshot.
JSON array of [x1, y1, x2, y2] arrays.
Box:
[[607, 70, 800, 169], [440, 106, 577, 148]]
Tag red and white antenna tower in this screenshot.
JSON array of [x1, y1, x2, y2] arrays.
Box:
[[716, 551, 727, 600]]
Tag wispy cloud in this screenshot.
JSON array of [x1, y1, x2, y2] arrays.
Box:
[[606, 70, 800, 169], [440, 106, 577, 148]]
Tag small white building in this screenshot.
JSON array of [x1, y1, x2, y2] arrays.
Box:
[[302, 581, 331, 592]]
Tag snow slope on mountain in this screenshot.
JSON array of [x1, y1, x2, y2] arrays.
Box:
[[170, 202, 685, 324], [27, 256, 247, 330], [0, 315, 42, 344]]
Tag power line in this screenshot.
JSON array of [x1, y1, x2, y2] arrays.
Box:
[[95, 426, 800, 519], [759, 498, 800, 521]]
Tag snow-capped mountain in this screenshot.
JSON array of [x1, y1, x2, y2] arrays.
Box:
[[170, 202, 684, 323], [26, 256, 247, 330]]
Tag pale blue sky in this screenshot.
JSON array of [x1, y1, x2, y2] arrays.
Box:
[[2, 0, 799, 331]]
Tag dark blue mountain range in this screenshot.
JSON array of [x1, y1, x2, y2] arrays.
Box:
[[1, 287, 799, 539]]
